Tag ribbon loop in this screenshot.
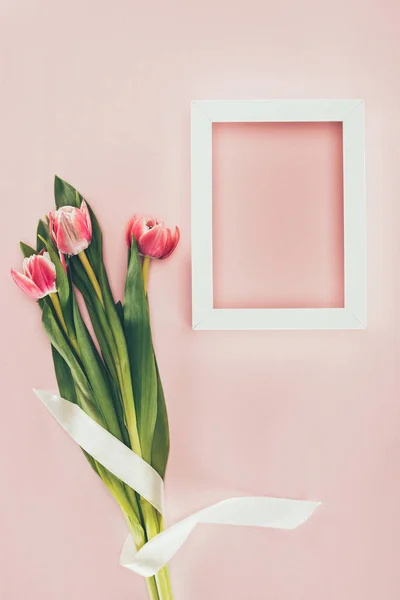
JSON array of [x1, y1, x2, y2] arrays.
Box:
[[34, 390, 164, 514], [34, 390, 320, 577]]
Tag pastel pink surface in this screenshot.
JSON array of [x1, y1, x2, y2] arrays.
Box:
[[213, 122, 344, 308], [0, 2, 399, 600]]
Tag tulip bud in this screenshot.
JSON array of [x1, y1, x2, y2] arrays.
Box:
[[11, 251, 57, 300], [49, 200, 92, 256], [125, 215, 180, 260]]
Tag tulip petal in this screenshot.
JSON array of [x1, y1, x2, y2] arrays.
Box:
[[71, 207, 92, 244], [125, 216, 137, 247], [161, 226, 180, 259], [35, 253, 57, 294], [138, 223, 169, 258], [30, 258, 48, 294], [55, 217, 76, 255], [134, 216, 151, 240], [59, 251, 67, 271], [22, 255, 34, 279], [80, 200, 92, 238], [56, 210, 90, 255], [18, 253, 57, 296], [49, 212, 58, 247], [11, 269, 45, 300], [126, 215, 149, 247], [49, 205, 92, 255], [125, 213, 180, 258]]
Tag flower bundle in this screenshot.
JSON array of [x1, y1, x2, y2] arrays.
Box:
[[11, 176, 180, 600]]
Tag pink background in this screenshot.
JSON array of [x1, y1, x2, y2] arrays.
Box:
[[213, 121, 344, 308], [1, 1, 399, 599]]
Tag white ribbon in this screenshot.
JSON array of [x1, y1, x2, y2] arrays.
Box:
[[34, 390, 321, 577]]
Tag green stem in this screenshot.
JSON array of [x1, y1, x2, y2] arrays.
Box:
[[78, 250, 104, 307], [142, 256, 150, 293], [156, 566, 174, 600], [140, 258, 173, 600], [77, 252, 141, 452], [146, 577, 160, 600], [126, 516, 160, 600], [141, 504, 174, 600], [102, 472, 160, 599], [76, 251, 172, 598], [49, 293, 80, 355]]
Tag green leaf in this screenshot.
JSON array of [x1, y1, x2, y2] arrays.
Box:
[[98, 260, 140, 454], [71, 293, 124, 443], [41, 302, 101, 424], [51, 346, 99, 476], [39, 235, 71, 319], [54, 175, 80, 209], [64, 195, 138, 455], [115, 300, 124, 326], [68, 291, 141, 520], [151, 359, 170, 479], [69, 258, 130, 446], [71, 259, 118, 379], [51, 345, 78, 405], [40, 234, 140, 521], [52, 349, 141, 525], [37, 220, 50, 253], [124, 238, 158, 465], [19, 242, 36, 259], [83, 200, 103, 278], [49, 306, 140, 523]]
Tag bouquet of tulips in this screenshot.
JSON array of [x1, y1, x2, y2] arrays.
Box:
[[11, 177, 180, 600]]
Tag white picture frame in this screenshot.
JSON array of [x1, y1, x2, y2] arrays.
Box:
[[191, 99, 366, 331]]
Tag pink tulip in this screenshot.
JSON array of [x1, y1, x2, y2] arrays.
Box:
[[49, 200, 92, 256], [125, 215, 180, 260], [11, 251, 57, 300]]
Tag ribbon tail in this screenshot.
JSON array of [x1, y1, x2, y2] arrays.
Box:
[[121, 497, 321, 577]]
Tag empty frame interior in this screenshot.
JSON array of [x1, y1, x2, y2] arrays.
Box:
[[212, 121, 344, 309]]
